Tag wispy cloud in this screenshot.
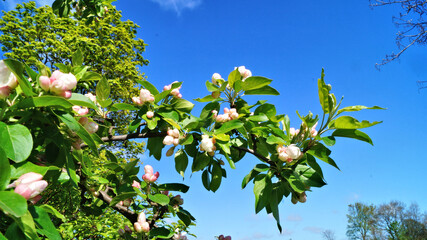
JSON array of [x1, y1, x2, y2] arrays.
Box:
[[149, 0, 202, 15], [303, 226, 323, 234], [286, 214, 302, 222]]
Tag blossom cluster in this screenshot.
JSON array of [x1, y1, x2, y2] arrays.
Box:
[[134, 212, 150, 233], [142, 165, 159, 183], [235, 65, 252, 80], [211, 73, 222, 85], [72, 106, 89, 116], [8, 172, 48, 204], [200, 135, 216, 156], [163, 129, 181, 146], [277, 144, 303, 163], [212, 108, 239, 123], [164, 81, 182, 98], [289, 122, 318, 138], [0, 60, 18, 99], [173, 229, 188, 240], [291, 191, 307, 204], [132, 89, 155, 106], [39, 70, 77, 98]]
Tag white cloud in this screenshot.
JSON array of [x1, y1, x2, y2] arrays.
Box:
[[286, 214, 302, 222], [149, 0, 202, 15], [303, 226, 323, 234]]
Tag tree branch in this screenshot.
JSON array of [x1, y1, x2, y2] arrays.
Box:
[[80, 131, 167, 148]]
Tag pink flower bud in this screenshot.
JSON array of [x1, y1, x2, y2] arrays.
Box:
[[132, 96, 142, 106], [163, 135, 174, 145], [140, 221, 150, 232], [134, 222, 143, 233], [174, 195, 184, 205], [79, 117, 89, 126], [137, 212, 147, 223], [29, 195, 42, 204], [163, 85, 171, 91], [85, 93, 97, 103], [172, 129, 180, 138], [15, 180, 48, 200], [50, 70, 63, 81], [132, 180, 141, 189], [140, 89, 154, 103], [146, 111, 154, 118], [58, 73, 77, 90], [173, 138, 180, 146], [62, 90, 72, 99], [224, 108, 230, 113], [299, 192, 307, 203], [0, 86, 10, 99], [15, 172, 44, 185], [177, 93, 182, 99], [144, 165, 154, 175], [39, 76, 51, 91]]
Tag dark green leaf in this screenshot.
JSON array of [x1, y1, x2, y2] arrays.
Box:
[[202, 170, 210, 190], [210, 162, 222, 192], [322, 136, 336, 146], [254, 103, 276, 119], [177, 212, 191, 227], [147, 137, 164, 160], [157, 183, 189, 193], [192, 152, 211, 172], [39, 205, 66, 222], [175, 150, 188, 178], [148, 194, 170, 206], [307, 143, 340, 170], [15, 96, 73, 109], [332, 129, 373, 145], [149, 227, 174, 238], [0, 122, 33, 163], [245, 85, 279, 95]]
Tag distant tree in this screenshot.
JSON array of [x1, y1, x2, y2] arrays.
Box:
[[370, 0, 427, 68], [376, 201, 406, 240], [322, 229, 336, 240], [346, 202, 378, 240]]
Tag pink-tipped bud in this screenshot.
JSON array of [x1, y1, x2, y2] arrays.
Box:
[[132, 96, 143, 106], [62, 90, 72, 99], [85, 122, 99, 134], [140, 221, 150, 232], [134, 222, 142, 233], [50, 70, 63, 81], [212, 73, 222, 85], [79, 117, 89, 126], [163, 85, 171, 91], [299, 192, 307, 203], [14, 172, 44, 186], [163, 135, 174, 145], [39, 76, 51, 91], [146, 111, 154, 118], [137, 212, 147, 223], [172, 138, 180, 146], [14, 180, 48, 200], [144, 165, 154, 175], [132, 180, 141, 189]]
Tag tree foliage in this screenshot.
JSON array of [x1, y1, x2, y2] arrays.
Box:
[[347, 201, 427, 240], [370, 0, 427, 68]]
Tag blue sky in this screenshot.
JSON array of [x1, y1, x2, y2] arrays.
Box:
[[2, 1, 427, 240]]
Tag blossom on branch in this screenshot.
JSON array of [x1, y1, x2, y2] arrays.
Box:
[[134, 212, 150, 233], [0, 60, 18, 99], [39, 70, 77, 98], [9, 172, 48, 203], [277, 144, 303, 163], [142, 165, 159, 183], [200, 135, 216, 156]]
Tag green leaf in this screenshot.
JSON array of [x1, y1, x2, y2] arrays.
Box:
[[209, 162, 222, 192], [317, 69, 330, 113], [148, 194, 170, 206], [306, 154, 324, 179], [241, 76, 273, 91], [14, 210, 39, 240], [205, 80, 219, 92], [295, 165, 326, 188], [175, 149, 188, 178], [147, 137, 164, 160], [0, 232, 6, 240], [124, 160, 139, 174], [56, 113, 98, 157], [39, 205, 66, 222], [214, 120, 244, 135], [254, 103, 276, 119], [4, 222, 26, 239], [331, 116, 382, 129], [157, 183, 189, 193], [171, 98, 194, 113], [10, 161, 58, 180], [80, 71, 102, 82], [69, 93, 98, 109], [109, 192, 137, 207], [111, 103, 139, 111], [0, 191, 27, 217], [202, 170, 210, 190], [29, 206, 61, 240], [241, 169, 260, 189], [254, 174, 272, 213], [72, 48, 83, 66], [65, 150, 79, 187], [194, 94, 216, 102], [0, 122, 33, 163], [200, 101, 220, 119], [228, 68, 241, 88], [149, 227, 174, 238], [96, 77, 110, 102], [3, 59, 35, 97], [266, 135, 287, 145], [332, 129, 373, 145], [0, 147, 10, 191], [245, 85, 280, 95], [192, 152, 211, 172], [307, 143, 340, 170], [247, 113, 269, 122], [269, 188, 282, 233], [322, 136, 336, 146], [137, 80, 159, 95], [337, 105, 385, 115], [177, 212, 191, 227], [15, 96, 73, 109]]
